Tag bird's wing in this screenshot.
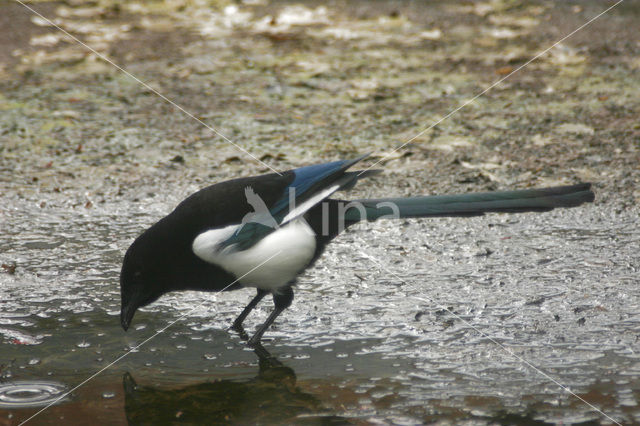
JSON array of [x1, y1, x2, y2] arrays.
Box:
[[268, 155, 368, 218], [220, 155, 371, 251]]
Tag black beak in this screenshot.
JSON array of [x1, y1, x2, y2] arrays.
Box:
[[121, 304, 136, 331]]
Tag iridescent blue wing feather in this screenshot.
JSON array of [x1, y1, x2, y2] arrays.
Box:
[[219, 155, 370, 251]]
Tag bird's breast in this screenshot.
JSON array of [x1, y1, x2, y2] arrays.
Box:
[[192, 219, 316, 291]]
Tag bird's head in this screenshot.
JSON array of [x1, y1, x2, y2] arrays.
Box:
[[119, 241, 162, 331]]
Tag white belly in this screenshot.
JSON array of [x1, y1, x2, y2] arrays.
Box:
[[192, 219, 316, 291]]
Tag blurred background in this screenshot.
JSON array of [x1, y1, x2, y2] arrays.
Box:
[[1, 0, 639, 424]]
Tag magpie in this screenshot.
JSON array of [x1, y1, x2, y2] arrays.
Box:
[[120, 155, 595, 345]]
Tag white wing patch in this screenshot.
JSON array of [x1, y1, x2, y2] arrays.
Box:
[[281, 183, 340, 224], [192, 176, 355, 290], [192, 219, 316, 291]]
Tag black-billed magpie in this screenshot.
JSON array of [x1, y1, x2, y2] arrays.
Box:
[[120, 155, 595, 345]]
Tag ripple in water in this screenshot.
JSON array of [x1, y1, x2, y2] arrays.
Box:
[[0, 381, 68, 408]]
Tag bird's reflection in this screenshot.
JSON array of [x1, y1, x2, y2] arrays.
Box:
[[123, 343, 348, 425]]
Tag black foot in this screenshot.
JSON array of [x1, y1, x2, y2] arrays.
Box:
[[247, 334, 262, 347], [231, 322, 250, 341], [247, 288, 294, 346], [251, 342, 274, 361], [230, 289, 268, 334]]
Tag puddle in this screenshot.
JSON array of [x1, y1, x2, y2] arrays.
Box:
[[1, 192, 638, 424], [1, 0, 639, 424], [0, 381, 68, 409]]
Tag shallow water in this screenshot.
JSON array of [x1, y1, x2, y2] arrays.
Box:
[[1, 0, 639, 424], [1, 190, 639, 424], [0, 381, 68, 409]]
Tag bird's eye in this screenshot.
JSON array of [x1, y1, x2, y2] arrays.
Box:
[[134, 271, 142, 277]]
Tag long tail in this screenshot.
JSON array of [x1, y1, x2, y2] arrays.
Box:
[[343, 183, 595, 221]]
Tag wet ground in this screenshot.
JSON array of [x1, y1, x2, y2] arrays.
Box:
[[1, 0, 639, 424]]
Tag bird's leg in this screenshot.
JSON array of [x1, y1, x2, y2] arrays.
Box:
[[247, 287, 294, 347], [252, 341, 275, 363], [231, 289, 268, 335]]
